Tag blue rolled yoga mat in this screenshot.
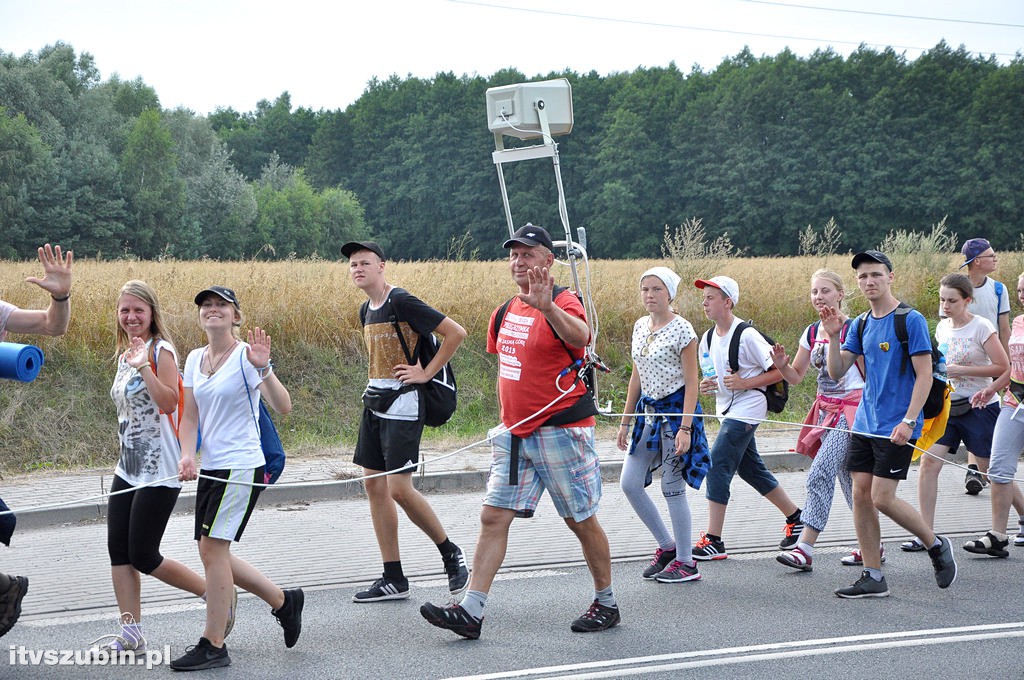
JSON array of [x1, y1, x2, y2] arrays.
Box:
[[0, 342, 44, 382]]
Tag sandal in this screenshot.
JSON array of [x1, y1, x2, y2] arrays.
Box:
[[962, 532, 1009, 558], [900, 538, 926, 552]]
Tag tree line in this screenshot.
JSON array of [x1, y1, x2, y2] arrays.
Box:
[[1, 41, 1021, 261]]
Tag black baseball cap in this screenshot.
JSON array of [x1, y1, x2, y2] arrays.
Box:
[[502, 223, 554, 250], [194, 285, 240, 308], [341, 241, 386, 260], [851, 250, 893, 272]]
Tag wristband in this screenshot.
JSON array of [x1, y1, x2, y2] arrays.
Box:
[[51, 292, 70, 302], [256, 362, 274, 378]]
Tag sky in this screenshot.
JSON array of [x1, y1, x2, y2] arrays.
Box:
[[1, 0, 1022, 115]]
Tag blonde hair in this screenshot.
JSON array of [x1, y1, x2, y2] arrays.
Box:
[[810, 269, 847, 312], [115, 280, 174, 356]]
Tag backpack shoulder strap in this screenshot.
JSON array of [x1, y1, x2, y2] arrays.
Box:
[[892, 302, 915, 374], [493, 297, 516, 340], [806, 321, 820, 347], [893, 302, 912, 344], [839, 318, 851, 344], [728, 321, 751, 374], [995, 280, 1005, 308]]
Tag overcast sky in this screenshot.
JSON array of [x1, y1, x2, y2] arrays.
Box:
[[2, 0, 1021, 115]]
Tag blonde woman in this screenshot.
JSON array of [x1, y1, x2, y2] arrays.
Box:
[[770, 270, 866, 571], [95, 281, 228, 655]]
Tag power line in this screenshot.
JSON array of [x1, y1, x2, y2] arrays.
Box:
[[447, 0, 1021, 59], [736, 0, 1024, 30]]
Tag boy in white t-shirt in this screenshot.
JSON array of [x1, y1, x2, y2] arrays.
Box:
[[691, 276, 802, 560]]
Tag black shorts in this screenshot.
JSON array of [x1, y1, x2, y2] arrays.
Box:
[[354, 410, 424, 473], [194, 467, 264, 542], [846, 433, 915, 480]]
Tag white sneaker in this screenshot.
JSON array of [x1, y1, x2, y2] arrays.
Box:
[[88, 614, 146, 658], [1015, 521, 1024, 547]]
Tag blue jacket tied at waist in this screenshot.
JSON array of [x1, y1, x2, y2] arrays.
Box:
[[627, 387, 711, 490]]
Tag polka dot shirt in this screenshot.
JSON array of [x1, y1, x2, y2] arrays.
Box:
[[631, 315, 697, 400]]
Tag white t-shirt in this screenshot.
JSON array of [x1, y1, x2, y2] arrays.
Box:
[[631, 315, 697, 400], [110, 338, 182, 487], [183, 342, 265, 470], [700, 317, 774, 424], [935, 315, 999, 403]]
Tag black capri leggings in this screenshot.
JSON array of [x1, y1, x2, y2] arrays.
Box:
[[107, 474, 181, 574]]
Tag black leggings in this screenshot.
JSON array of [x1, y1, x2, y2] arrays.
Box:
[[107, 474, 180, 574]]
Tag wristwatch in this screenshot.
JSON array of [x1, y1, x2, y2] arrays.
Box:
[[901, 417, 916, 428]]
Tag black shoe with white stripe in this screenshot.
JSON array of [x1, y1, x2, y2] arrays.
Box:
[[442, 546, 470, 595], [352, 576, 409, 602]]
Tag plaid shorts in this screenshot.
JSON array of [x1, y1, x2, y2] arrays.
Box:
[[484, 425, 601, 522]]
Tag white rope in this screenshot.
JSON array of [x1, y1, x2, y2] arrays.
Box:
[[0, 372, 587, 517], [613, 409, 1024, 484], [6, 402, 1021, 517]]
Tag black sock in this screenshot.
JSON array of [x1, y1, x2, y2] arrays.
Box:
[[383, 561, 404, 581], [436, 538, 457, 556], [787, 509, 802, 523], [968, 464, 979, 471], [706, 533, 722, 543]]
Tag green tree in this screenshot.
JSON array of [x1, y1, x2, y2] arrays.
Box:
[[120, 110, 185, 257]]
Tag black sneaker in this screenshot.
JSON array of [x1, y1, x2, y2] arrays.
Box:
[[352, 576, 409, 603], [419, 601, 482, 640], [169, 637, 230, 671], [271, 588, 304, 648], [928, 536, 958, 588], [780, 512, 804, 550], [965, 467, 985, 495], [692, 532, 727, 561], [834, 570, 889, 599], [642, 547, 677, 579], [0, 575, 28, 638], [442, 546, 470, 594], [570, 600, 620, 633]]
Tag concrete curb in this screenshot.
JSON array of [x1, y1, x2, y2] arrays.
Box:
[[11, 452, 814, 530]]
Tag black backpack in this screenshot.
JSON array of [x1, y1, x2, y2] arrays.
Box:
[[703, 321, 789, 414], [492, 286, 599, 425], [855, 302, 948, 420], [359, 292, 458, 428]]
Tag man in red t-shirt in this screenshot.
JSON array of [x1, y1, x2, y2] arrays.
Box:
[[420, 224, 618, 639]]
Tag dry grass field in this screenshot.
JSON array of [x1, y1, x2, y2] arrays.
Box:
[[1, 250, 1019, 472]]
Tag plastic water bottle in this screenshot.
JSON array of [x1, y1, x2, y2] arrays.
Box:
[[700, 352, 716, 380], [936, 342, 949, 381]]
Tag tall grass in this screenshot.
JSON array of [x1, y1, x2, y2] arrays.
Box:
[[0, 248, 1008, 472]]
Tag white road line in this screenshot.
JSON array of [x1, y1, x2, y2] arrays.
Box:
[[446, 622, 1024, 679]]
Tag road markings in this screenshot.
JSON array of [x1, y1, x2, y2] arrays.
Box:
[[447, 622, 1024, 679]]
